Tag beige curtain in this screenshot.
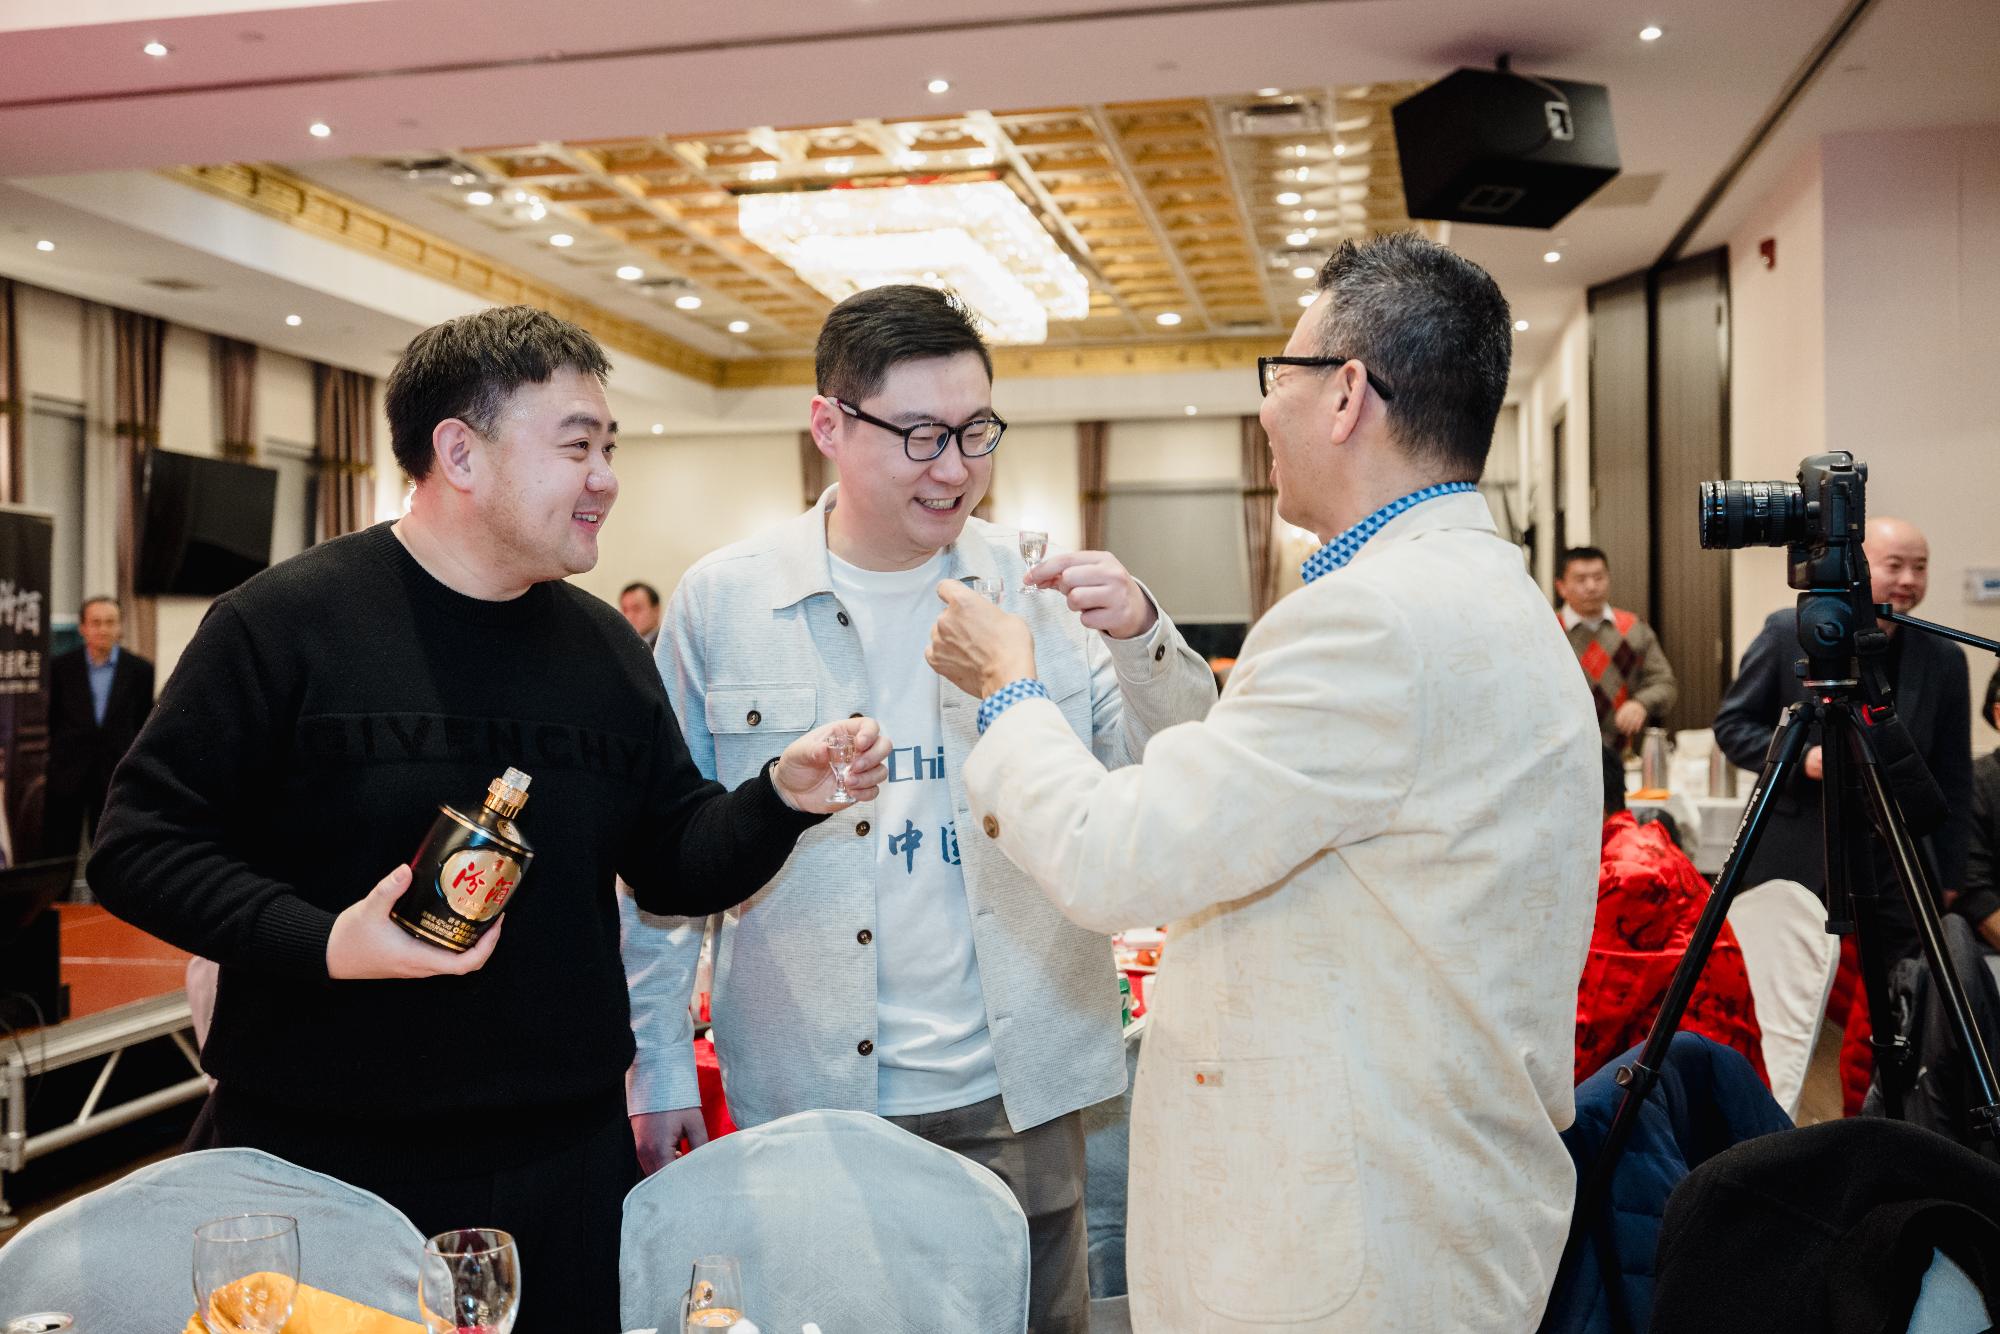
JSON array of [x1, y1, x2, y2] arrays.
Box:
[[1077, 421, 1109, 551], [1241, 415, 1280, 621], [314, 364, 376, 540], [215, 335, 258, 463], [0, 280, 19, 505], [799, 429, 826, 510], [110, 308, 165, 659]]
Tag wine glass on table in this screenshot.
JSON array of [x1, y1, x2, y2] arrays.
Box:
[[826, 729, 857, 805], [192, 1214, 299, 1334], [680, 1255, 744, 1331], [419, 1229, 520, 1334], [1018, 531, 1047, 591]]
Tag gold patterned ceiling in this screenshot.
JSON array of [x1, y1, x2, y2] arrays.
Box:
[[356, 85, 1432, 359]]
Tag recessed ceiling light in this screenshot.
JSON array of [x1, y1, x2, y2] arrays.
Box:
[[465, 190, 493, 206], [1257, 87, 1282, 97], [1514, 319, 1531, 332], [674, 295, 702, 310], [651, 423, 664, 434], [1155, 312, 1181, 326], [1333, 143, 1347, 157], [1298, 293, 1316, 308], [1276, 191, 1302, 206], [1183, 405, 1198, 415], [727, 320, 751, 334], [1293, 265, 1314, 279], [549, 233, 574, 247], [1292, 145, 1309, 157], [1287, 230, 1311, 247], [1543, 250, 1562, 263], [1302, 209, 1317, 222], [284, 314, 302, 326], [34, 240, 54, 252], [307, 122, 332, 138], [1295, 166, 1311, 181], [142, 40, 171, 57], [927, 78, 950, 94], [616, 265, 643, 280], [1640, 24, 1664, 41]]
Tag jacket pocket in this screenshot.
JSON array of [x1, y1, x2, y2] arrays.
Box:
[[703, 685, 817, 785], [1165, 1053, 1364, 1321]]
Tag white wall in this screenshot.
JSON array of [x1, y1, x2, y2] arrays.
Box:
[[1725, 144, 1827, 661], [984, 421, 1080, 552], [1821, 124, 2000, 727], [17, 284, 84, 406], [1520, 300, 1592, 593]]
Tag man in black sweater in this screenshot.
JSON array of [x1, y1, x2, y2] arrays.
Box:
[[89, 307, 889, 1333]]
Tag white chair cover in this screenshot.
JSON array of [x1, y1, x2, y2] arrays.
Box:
[[619, 1108, 1029, 1334], [0, 1146, 425, 1332], [1727, 879, 1841, 1118]]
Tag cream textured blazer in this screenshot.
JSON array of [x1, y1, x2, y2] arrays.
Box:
[[964, 493, 1601, 1332]]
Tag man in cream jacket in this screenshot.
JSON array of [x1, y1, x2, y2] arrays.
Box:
[[929, 233, 1600, 1332]]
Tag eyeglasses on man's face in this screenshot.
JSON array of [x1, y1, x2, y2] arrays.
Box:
[[829, 397, 1008, 462], [1256, 356, 1397, 403]]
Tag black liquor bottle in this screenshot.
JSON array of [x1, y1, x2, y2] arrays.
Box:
[[390, 767, 535, 953]]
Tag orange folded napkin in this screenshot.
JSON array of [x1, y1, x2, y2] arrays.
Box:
[[1630, 787, 1672, 801], [186, 1276, 424, 1334]]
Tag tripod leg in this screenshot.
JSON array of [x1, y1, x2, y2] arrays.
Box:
[[1843, 705, 2000, 1130], [1820, 701, 1902, 1115], [1553, 701, 1817, 1312]]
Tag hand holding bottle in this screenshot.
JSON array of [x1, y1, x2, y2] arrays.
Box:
[[327, 864, 505, 979]]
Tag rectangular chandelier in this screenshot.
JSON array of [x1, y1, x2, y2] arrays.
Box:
[[738, 179, 1091, 345]]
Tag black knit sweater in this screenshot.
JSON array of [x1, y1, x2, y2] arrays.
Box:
[[89, 523, 821, 1117]]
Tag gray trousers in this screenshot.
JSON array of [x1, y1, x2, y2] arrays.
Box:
[[889, 1094, 1089, 1334]]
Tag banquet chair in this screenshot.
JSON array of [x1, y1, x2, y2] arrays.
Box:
[[620, 1108, 1029, 1334], [0, 1146, 426, 1332], [1725, 879, 1841, 1119]]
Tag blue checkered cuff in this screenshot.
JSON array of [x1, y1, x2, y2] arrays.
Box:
[[977, 678, 1050, 734]]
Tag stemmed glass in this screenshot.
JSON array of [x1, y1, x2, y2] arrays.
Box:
[[192, 1214, 299, 1334], [968, 576, 1004, 604], [826, 729, 856, 805], [681, 1255, 744, 1331], [1018, 531, 1048, 590], [419, 1229, 521, 1334]]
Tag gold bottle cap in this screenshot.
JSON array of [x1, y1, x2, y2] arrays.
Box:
[[485, 768, 532, 820]]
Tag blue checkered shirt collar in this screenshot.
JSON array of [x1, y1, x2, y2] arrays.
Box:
[[1300, 481, 1480, 585]]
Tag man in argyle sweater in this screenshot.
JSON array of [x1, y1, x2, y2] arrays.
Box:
[[1556, 546, 1678, 752]]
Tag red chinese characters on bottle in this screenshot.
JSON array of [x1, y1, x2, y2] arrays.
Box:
[[391, 768, 535, 953]]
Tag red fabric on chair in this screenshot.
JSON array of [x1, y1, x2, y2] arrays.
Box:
[[694, 1036, 737, 1141], [1576, 813, 1770, 1086]]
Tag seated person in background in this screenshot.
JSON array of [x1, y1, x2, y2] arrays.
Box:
[[1964, 665, 2000, 950], [1555, 546, 1677, 753], [1579, 747, 1767, 1086]]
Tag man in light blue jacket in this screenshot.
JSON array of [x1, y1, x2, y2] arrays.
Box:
[[622, 284, 1215, 1333]]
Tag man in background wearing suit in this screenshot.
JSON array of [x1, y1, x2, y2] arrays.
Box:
[[1713, 515, 1973, 1109], [46, 595, 154, 863]]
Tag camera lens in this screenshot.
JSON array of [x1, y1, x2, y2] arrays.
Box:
[[1698, 479, 1807, 549]]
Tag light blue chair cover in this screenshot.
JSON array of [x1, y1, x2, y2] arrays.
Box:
[[620, 1108, 1029, 1334], [0, 1146, 425, 1331]]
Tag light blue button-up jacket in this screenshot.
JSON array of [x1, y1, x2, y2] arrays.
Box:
[[620, 488, 1217, 1132]]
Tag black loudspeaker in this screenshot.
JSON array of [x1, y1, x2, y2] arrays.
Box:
[[1392, 68, 1621, 229], [0, 908, 67, 1031]]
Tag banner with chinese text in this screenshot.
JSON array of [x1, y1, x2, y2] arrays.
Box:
[[0, 506, 53, 867]]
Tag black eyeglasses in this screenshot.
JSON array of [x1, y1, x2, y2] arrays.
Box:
[[1257, 355, 1396, 402], [830, 397, 1008, 462]]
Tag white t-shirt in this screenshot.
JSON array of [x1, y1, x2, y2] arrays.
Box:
[[828, 550, 999, 1115]]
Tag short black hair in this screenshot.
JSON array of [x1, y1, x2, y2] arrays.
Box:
[[621, 582, 660, 607], [1558, 546, 1610, 579], [1985, 664, 2000, 732], [79, 595, 120, 619], [1602, 745, 1627, 817], [814, 285, 993, 406], [1313, 232, 1512, 478], [385, 306, 612, 481]]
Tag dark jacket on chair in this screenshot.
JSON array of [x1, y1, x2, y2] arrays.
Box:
[[1713, 608, 1974, 959], [47, 645, 154, 801], [1651, 1118, 2000, 1334]]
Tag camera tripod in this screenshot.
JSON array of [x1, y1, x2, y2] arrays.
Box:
[[1555, 544, 2000, 1328]]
